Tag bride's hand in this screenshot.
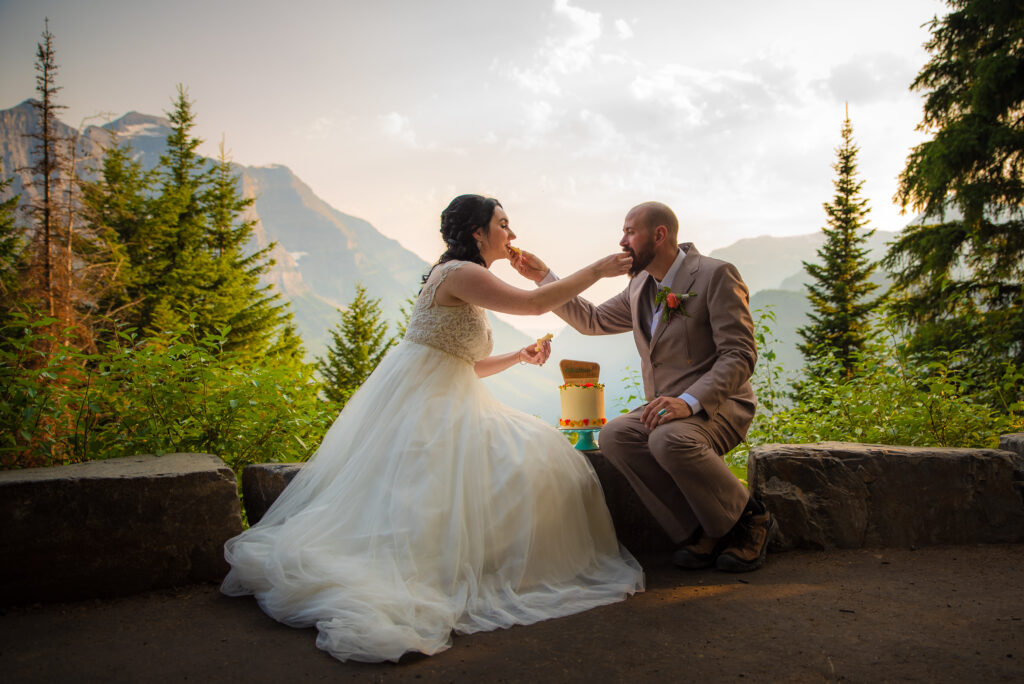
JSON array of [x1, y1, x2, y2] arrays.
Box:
[[592, 252, 633, 278], [519, 338, 551, 366], [509, 248, 550, 283]]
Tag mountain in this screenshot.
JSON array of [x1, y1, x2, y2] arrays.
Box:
[[0, 98, 916, 423], [0, 100, 540, 413], [710, 229, 899, 294]]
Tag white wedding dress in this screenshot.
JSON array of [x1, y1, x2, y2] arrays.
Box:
[[221, 260, 644, 662]]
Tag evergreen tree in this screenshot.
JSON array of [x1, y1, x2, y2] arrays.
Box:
[[22, 19, 68, 323], [144, 85, 215, 338], [0, 176, 25, 319], [201, 140, 301, 359], [317, 285, 396, 405], [797, 109, 880, 377], [886, 0, 1024, 400], [136, 86, 299, 360], [78, 139, 153, 331]]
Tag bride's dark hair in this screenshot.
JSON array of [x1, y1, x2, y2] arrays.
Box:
[[422, 194, 502, 284]]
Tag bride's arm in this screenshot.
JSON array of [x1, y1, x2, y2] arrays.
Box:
[[474, 339, 551, 378], [436, 254, 631, 315]]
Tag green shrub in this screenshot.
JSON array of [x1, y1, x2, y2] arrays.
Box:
[[0, 317, 336, 473], [728, 312, 1024, 475]]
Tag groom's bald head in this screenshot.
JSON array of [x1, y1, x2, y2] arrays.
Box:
[[628, 201, 679, 246]]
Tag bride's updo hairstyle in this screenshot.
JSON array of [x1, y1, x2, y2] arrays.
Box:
[[423, 194, 502, 284]]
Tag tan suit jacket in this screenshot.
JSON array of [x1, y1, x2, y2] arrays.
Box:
[[552, 243, 758, 438]]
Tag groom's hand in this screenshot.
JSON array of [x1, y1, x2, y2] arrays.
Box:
[[641, 396, 692, 430], [509, 248, 550, 283]]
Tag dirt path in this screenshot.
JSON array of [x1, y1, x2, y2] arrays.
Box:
[[2, 545, 1022, 683]]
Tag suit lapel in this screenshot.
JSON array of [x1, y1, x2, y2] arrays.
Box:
[[649, 245, 699, 350], [632, 273, 655, 355]]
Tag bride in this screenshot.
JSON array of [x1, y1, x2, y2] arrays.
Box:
[[221, 194, 644, 663]]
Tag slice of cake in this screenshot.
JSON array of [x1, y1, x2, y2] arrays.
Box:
[[558, 359, 606, 428]]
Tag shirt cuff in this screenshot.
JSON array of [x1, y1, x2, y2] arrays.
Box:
[[538, 270, 557, 285], [681, 392, 702, 415]]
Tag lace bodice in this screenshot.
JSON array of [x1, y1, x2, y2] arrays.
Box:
[[404, 261, 493, 364]]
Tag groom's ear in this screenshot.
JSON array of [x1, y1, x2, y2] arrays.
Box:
[[654, 224, 668, 245]]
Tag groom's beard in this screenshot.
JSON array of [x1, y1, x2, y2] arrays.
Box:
[[626, 242, 656, 278]]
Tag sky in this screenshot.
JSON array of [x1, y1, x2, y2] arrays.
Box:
[[0, 0, 947, 335]]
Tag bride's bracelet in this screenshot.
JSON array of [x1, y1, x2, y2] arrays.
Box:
[[518, 349, 529, 365]]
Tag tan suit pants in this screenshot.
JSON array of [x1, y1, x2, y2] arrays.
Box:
[[599, 405, 750, 543]]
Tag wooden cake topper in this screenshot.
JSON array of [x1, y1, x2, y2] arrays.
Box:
[[559, 359, 600, 385]]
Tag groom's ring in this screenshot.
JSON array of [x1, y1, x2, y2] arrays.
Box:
[[657, 409, 668, 417]]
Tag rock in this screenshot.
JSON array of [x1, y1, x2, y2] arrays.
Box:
[[1001, 433, 1024, 505], [1000, 433, 1024, 460], [748, 442, 1024, 550], [0, 453, 242, 605], [241, 452, 675, 553], [242, 463, 302, 525], [583, 450, 674, 553]]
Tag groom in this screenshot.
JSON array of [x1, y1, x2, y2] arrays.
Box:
[[512, 201, 776, 572]]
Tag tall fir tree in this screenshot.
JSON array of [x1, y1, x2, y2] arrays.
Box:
[[0, 175, 25, 325], [317, 284, 396, 405], [202, 140, 301, 359], [145, 85, 214, 337], [78, 139, 152, 332], [886, 0, 1024, 401], [22, 18, 68, 323], [134, 86, 300, 360], [797, 109, 880, 377]]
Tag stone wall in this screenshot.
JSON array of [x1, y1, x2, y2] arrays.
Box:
[[748, 441, 1024, 550], [243, 450, 675, 554], [0, 453, 242, 605]]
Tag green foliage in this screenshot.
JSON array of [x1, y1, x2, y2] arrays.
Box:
[[79, 88, 300, 361], [0, 176, 25, 318], [728, 309, 1024, 473], [798, 112, 881, 376], [0, 313, 335, 472], [615, 366, 645, 414], [317, 284, 396, 405], [888, 0, 1024, 403], [79, 139, 153, 329]]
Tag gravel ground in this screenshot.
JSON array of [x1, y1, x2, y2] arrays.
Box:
[[2, 545, 1022, 683]]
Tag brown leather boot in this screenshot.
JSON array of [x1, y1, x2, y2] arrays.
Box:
[[672, 530, 724, 569], [715, 508, 778, 573]]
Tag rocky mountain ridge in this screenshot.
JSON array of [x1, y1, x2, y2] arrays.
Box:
[[1, 99, 908, 422]]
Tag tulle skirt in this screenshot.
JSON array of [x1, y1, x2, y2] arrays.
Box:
[[221, 340, 644, 662]]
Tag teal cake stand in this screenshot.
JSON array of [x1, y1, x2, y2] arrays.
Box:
[[558, 427, 600, 451]]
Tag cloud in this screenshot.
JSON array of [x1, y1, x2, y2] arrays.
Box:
[[509, 0, 604, 95], [816, 53, 918, 104], [629, 61, 793, 130], [614, 18, 633, 40], [293, 116, 338, 140], [379, 112, 419, 146]]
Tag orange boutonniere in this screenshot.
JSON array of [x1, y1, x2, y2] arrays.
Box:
[[655, 287, 697, 322]]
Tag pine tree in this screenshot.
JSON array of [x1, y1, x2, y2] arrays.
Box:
[[886, 0, 1024, 400], [201, 139, 301, 359], [317, 285, 397, 405], [132, 87, 301, 360], [22, 19, 69, 323], [144, 85, 215, 338], [0, 176, 25, 319], [78, 139, 153, 331], [797, 109, 880, 377]]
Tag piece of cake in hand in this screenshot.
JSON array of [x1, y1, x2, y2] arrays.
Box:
[[558, 359, 605, 428], [535, 333, 553, 352]]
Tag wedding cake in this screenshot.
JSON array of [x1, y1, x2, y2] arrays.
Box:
[[558, 360, 605, 428]]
